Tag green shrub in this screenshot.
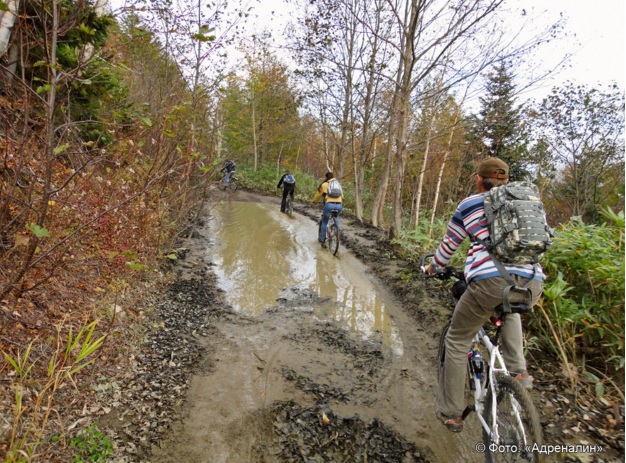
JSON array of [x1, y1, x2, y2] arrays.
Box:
[[70, 423, 113, 462], [531, 208, 625, 392], [391, 207, 468, 268]]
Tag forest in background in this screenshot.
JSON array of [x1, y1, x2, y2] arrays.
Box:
[[0, 0, 623, 460]]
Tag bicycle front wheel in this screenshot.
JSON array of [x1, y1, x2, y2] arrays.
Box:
[[327, 223, 339, 255], [437, 319, 451, 384], [483, 373, 543, 463]]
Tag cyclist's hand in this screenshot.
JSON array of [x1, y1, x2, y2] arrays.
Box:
[[423, 263, 438, 276]]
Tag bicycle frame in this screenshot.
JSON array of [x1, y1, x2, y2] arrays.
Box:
[[319, 210, 340, 255], [471, 324, 532, 450], [328, 211, 339, 229]]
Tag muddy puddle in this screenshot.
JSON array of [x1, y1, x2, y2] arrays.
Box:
[[147, 194, 486, 463], [204, 200, 403, 356]]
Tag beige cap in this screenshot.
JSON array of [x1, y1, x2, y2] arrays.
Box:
[[477, 157, 509, 179]]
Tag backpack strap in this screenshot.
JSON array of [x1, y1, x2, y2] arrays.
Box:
[[469, 232, 535, 313]]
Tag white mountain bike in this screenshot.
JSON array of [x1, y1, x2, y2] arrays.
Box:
[[421, 254, 544, 462]]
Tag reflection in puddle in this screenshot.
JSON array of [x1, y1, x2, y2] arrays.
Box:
[[205, 201, 403, 355]]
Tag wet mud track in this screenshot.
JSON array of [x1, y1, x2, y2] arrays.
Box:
[[101, 189, 563, 463], [100, 190, 487, 462]]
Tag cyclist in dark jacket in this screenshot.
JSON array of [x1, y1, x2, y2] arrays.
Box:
[[277, 169, 296, 213], [220, 159, 236, 186]]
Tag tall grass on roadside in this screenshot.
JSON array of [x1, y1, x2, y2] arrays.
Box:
[[3, 320, 108, 462], [391, 208, 469, 268], [530, 208, 625, 399]]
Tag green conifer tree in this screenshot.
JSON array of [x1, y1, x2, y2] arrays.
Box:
[[476, 61, 530, 180]]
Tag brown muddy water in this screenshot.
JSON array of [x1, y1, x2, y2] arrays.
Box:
[[206, 200, 402, 356]]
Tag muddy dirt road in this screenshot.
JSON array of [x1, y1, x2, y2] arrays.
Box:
[[103, 189, 622, 463], [151, 190, 483, 463]]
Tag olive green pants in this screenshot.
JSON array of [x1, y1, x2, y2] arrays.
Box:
[[436, 276, 543, 418]]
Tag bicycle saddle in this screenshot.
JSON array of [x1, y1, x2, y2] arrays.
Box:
[[494, 302, 530, 315]]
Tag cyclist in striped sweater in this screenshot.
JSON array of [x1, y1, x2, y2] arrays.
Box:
[[425, 157, 545, 433]]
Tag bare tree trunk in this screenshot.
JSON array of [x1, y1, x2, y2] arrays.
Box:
[[412, 67, 448, 228], [276, 142, 283, 175], [371, 28, 404, 228], [412, 122, 432, 228], [252, 97, 258, 170], [354, 16, 382, 222], [428, 79, 474, 235], [391, 0, 420, 236], [372, 145, 392, 227], [322, 123, 332, 172], [429, 108, 461, 235], [0, 0, 19, 56], [0, 0, 19, 86]]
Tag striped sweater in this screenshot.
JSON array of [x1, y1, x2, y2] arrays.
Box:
[[433, 193, 545, 283]]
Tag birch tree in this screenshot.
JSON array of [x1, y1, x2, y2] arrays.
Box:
[[530, 82, 625, 224], [369, 0, 564, 234], [0, 0, 19, 84], [384, 0, 509, 236]]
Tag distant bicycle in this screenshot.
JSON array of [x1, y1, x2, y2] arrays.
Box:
[[218, 174, 239, 191], [285, 194, 294, 217], [319, 210, 340, 255]]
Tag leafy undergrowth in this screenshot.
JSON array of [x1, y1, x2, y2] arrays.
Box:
[[0, 153, 203, 460], [0, 245, 167, 461]]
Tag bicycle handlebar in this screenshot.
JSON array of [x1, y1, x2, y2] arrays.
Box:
[[420, 254, 465, 280]]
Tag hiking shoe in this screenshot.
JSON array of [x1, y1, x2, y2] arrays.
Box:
[[514, 370, 534, 389], [436, 412, 464, 433]]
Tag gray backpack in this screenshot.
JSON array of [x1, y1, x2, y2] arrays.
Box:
[[478, 182, 554, 264], [326, 179, 343, 198]]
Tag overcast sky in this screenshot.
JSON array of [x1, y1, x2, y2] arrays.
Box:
[[245, 0, 625, 100], [514, 0, 625, 93]]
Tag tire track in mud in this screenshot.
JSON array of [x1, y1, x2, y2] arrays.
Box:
[[149, 288, 431, 463]]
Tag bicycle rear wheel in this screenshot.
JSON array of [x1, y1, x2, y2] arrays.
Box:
[[286, 197, 293, 217], [483, 373, 543, 463], [327, 223, 339, 255]]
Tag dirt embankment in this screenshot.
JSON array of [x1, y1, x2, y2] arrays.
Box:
[[99, 189, 623, 463]]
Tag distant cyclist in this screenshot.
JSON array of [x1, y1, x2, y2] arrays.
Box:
[[312, 171, 343, 247], [220, 159, 236, 186], [277, 169, 296, 213]]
